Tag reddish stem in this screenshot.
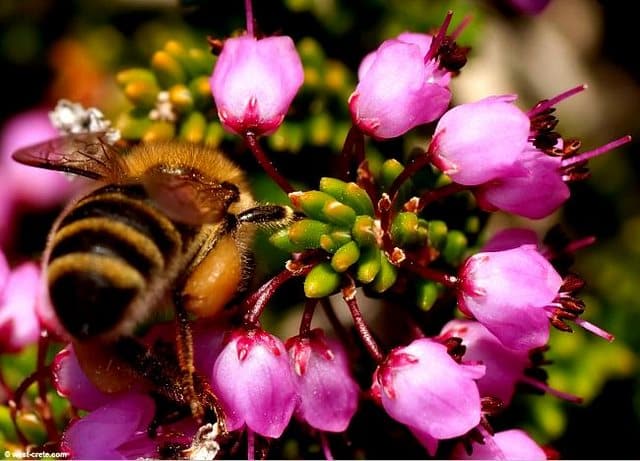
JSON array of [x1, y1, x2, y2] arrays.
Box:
[[36, 331, 58, 441], [243, 259, 317, 326], [244, 0, 255, 36], [401, 254, 458, 288], [336, 124, 366, 181], [342, 280, 384, 363], [299, 299, 318, 336], [245, 132, 294, 194], [414, 182, 465, 210]]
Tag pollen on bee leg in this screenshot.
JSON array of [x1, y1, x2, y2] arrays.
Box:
[[187, 422, 221, 460]]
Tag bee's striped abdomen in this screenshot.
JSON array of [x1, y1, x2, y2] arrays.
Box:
[[47, 184, 186, 339]]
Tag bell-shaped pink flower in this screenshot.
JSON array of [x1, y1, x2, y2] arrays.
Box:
[[428, 95, 531, 185], [349, 33, 451, 139], [440, 319, 530, 405], [0, 261, 41, 353], [372, 338, 484, 442], [210, 327, 296, 438], [210, 35, 304, 136], [475, 147, 570, 219], [286, 329, 359, 432], [451, 428, 547, 460], [458, 243, 563, 350], [60, 393, 159, 460]]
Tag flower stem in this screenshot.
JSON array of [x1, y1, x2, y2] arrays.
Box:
[[414, 182, 465, 210], [36, 331, 58, 441], [342, 279, 384, 363], [245, 132, 294, 194], [320, 432, 335, 461], [401, 254, 458, 288], [243, 258, 317, 326], [299, 299, 318, 336], [336, 124, 366, 181], [244, 0, 255, 36]]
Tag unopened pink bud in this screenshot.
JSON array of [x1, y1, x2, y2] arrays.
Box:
[[210, 35, 304, 136]]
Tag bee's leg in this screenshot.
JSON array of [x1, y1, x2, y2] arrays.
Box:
[[236, 204, 296, 226], [173, 298, 199, 419], [173, 295, 226, 430]]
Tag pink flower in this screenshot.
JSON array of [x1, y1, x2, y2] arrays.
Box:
[[457, 243, 563, 350], [451, 428, 547, 460], [60, 393, 159, 460], [0, 109, 77, 246], [475, 148, 569, 219], [372, 338, 484, 445], [440, 319, 530, 405], [428, 95, 531, 185], [429, 86, 631, 218], [287, 329, 359, 432], [506, 0, 553, 15], [348, 32, 452, 139], [210, 327, 296, 438], [0, 259, 41, 353], [52, 345, 115, 411], [210, 35, 304, 136]]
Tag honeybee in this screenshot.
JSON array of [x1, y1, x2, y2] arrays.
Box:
[[12, 132, 292, 426]]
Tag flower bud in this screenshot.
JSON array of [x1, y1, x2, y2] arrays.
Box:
[[210, 327, 296, 438], [210, 35, 304, 136], [458, 242, 562, 350], [428, 95, 530, 185], [451, 429, 547, 460], [349, 32, 452, 139], [287, 329, 359, 432], [372, 338, 484, 444]]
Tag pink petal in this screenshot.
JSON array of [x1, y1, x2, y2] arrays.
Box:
[[0, 262, 41, 352]]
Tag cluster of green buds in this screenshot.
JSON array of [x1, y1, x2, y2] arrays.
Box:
[[271, 158, 473, 310], [115, 40, 221, 144]]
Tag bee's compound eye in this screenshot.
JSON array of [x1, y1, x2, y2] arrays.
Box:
[[49, 268, 139, 339]]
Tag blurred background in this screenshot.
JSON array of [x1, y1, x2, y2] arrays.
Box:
[[0, 0, 638, 458]]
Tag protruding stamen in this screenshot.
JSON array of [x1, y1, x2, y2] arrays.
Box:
[[520, 375, 583, 404], [562, 135, 632, 168], [528, 84, 588, 117], [425, 10, 454, 63], [573, 317, 615, 342], [450, 14, 473, 40]]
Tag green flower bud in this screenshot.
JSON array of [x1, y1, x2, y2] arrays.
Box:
[[179, 111, 207, 143], [142, 121, 175, 142], [151, 50, 187, 87], [288, 219, 331, 249], [351, 215, 378, 247], [427, 220, 448, 250], [372, 252, 398, 293], [415, 280, 443, 311], [116, 110, 152, 140], [168, 84, 194, 113], [442, 230, 468, 266], [356, 245, 382, 283], [331, 240, 361, 272], [319, 177, 375, 216], [304, 262, 341, 298]]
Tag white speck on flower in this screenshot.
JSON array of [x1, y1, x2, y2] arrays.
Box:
[[49, 99, 121, 143], [187, 423, 221, 460], [149, 91, 176, 122]]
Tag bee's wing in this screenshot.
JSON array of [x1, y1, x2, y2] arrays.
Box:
[[142, 167, 241, 226], [11, 132, 125, 180]]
